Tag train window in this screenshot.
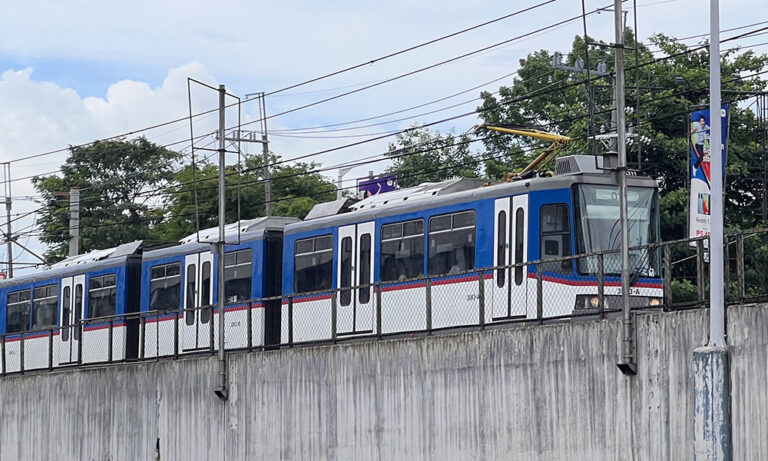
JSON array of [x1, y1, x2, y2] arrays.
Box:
[[149, 263, 181, 312], [88, 274, 117, 318], [201, 262, 212, 324], [294, 235, 333, 293], [32, 284, 58, 330], [185, 265, 196, 326], [428, 211, 475, 276], [339, 237, 352, 306], [497, 211, 506, 287], [380, 219, 424, 282], [74, 284, 83, 340], [224, 249, 252, 303], [515, 208, 525, 285], [6, 289, 31, 334], [358, 234, 371, 304], [62, 286, 71, 341], [539, 204, 572, 274]]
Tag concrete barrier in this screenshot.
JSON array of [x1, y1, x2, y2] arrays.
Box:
[[0, 305, 766, 460]]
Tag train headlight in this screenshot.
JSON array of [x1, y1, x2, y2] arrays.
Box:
[[649, 298, 661, 307], [590, 296, 600, 308]]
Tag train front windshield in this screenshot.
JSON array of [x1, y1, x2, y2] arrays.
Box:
[[574, 184, 660, 277]]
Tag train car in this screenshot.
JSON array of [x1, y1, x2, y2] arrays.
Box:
[[0, 241, 142, 372], [139, 216, 297, 356], [281, 155, 663, 343]]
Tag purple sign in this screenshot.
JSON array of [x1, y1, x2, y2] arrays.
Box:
[[358, 175, 396, 199]]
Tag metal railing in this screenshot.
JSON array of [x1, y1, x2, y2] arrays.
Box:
[[3, 229, 768, 375]]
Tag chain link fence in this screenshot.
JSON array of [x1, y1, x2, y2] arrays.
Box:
[[4, 229, 768, 375]]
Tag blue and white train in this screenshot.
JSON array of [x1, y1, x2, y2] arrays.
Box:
[[0, 154, 662, 372]]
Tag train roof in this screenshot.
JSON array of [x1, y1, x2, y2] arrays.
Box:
[[143, 216, 300, 261], [286, 155, 659, 235], [0, 241, 143, 288]]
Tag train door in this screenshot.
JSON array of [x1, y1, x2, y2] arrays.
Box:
[[492, 196, 529, 318], [58, 274, 84, 364], [336, 221, 375, 335], [509, 195, 529, 316], [182, 251, 214, 351]]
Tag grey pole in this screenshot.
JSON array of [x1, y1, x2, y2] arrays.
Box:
[[693, 1, 731, 458], [614, 0, 635, 375], [260, 93, 272, 217], [708, 0, 725, 349], [214, 84, 228, 401], [69, 187, 80, 257], [3, 164, 12, 278]]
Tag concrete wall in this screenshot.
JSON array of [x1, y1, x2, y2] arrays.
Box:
[[0, 305, 766, 460]]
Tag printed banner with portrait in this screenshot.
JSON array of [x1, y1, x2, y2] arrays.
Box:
[[688, 104, 729, 244]]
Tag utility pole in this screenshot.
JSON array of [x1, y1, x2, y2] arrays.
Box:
[[3, 163, 12, 278], [69, 187, 80, 257], [694, 0, 731, 458], [214, 84, 228, 401], [613, 0, 635, 376], [227, 92, 271, 216], [337, 166, 354, 201]]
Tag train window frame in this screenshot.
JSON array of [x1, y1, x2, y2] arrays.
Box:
[[87, 273, 118, 319], [6, 289, 31, 334], [514, 208, 525, 285], [62, 286, 71, 341], [224, 249, 252, 304], [294, 235, 333, 294], [32, 284, 58, 330], [185, 265, 196, 326], [74, 284, 83, 340], [380, 219, 425, 282], [538, 203, 572, 274], [358, 233, 372, 304], [200, 261, 212, 324], [339, 237, 353, 306], [427, 210, 476, 276], [496, 210, 506, 288], [149, 262, 182, 312]]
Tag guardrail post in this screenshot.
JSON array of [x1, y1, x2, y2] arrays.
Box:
[[597, 254, 605, 316], [425, 277, 432, 334], [663, 244, 673, 308], [48, 329, 54, 371], [77, 322, 83, 366], [331, 291, 338, 343], [1, 336, 5, 376], [375, 283, 382, 337], [697, 239, 706, 305], [478, 269, 485, 329], [140, 316, 146, 359], [287, 295, 294, 347], [536, 267, 543, 322], [736, 234, 745, 300], [210, 306, 215, 355], [156, 315, 160, 361], [108, 319, 114, 363], [724, 236, 731, 302], [247, 300, 253, 350], [174, 311, 180, 359], [20, 332, 25, 374]]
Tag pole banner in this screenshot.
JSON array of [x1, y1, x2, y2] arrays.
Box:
[[689, 104, 729, 245]]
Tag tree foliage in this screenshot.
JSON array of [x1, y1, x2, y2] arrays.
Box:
[[153, 153, 336, 241], [33, 138, 181, 263], [384, 127, 480, 188], [477, 30, 768, 238]]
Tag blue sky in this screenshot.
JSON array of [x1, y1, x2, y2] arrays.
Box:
[[0, 0, 765, 267]]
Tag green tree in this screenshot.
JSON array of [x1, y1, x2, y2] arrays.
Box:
[[384, 127, 480, 188], [153, 152, 336, 241], [477, 30, 768, 238], [33, 138, 181, 263]]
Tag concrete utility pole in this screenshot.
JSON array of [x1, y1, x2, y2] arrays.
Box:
[[613, 0, 635, 376], [694, 0, 731, 458], [214, 84, 229, 401], [3, 163, 12, 278], [69, 187, 80, 257]]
